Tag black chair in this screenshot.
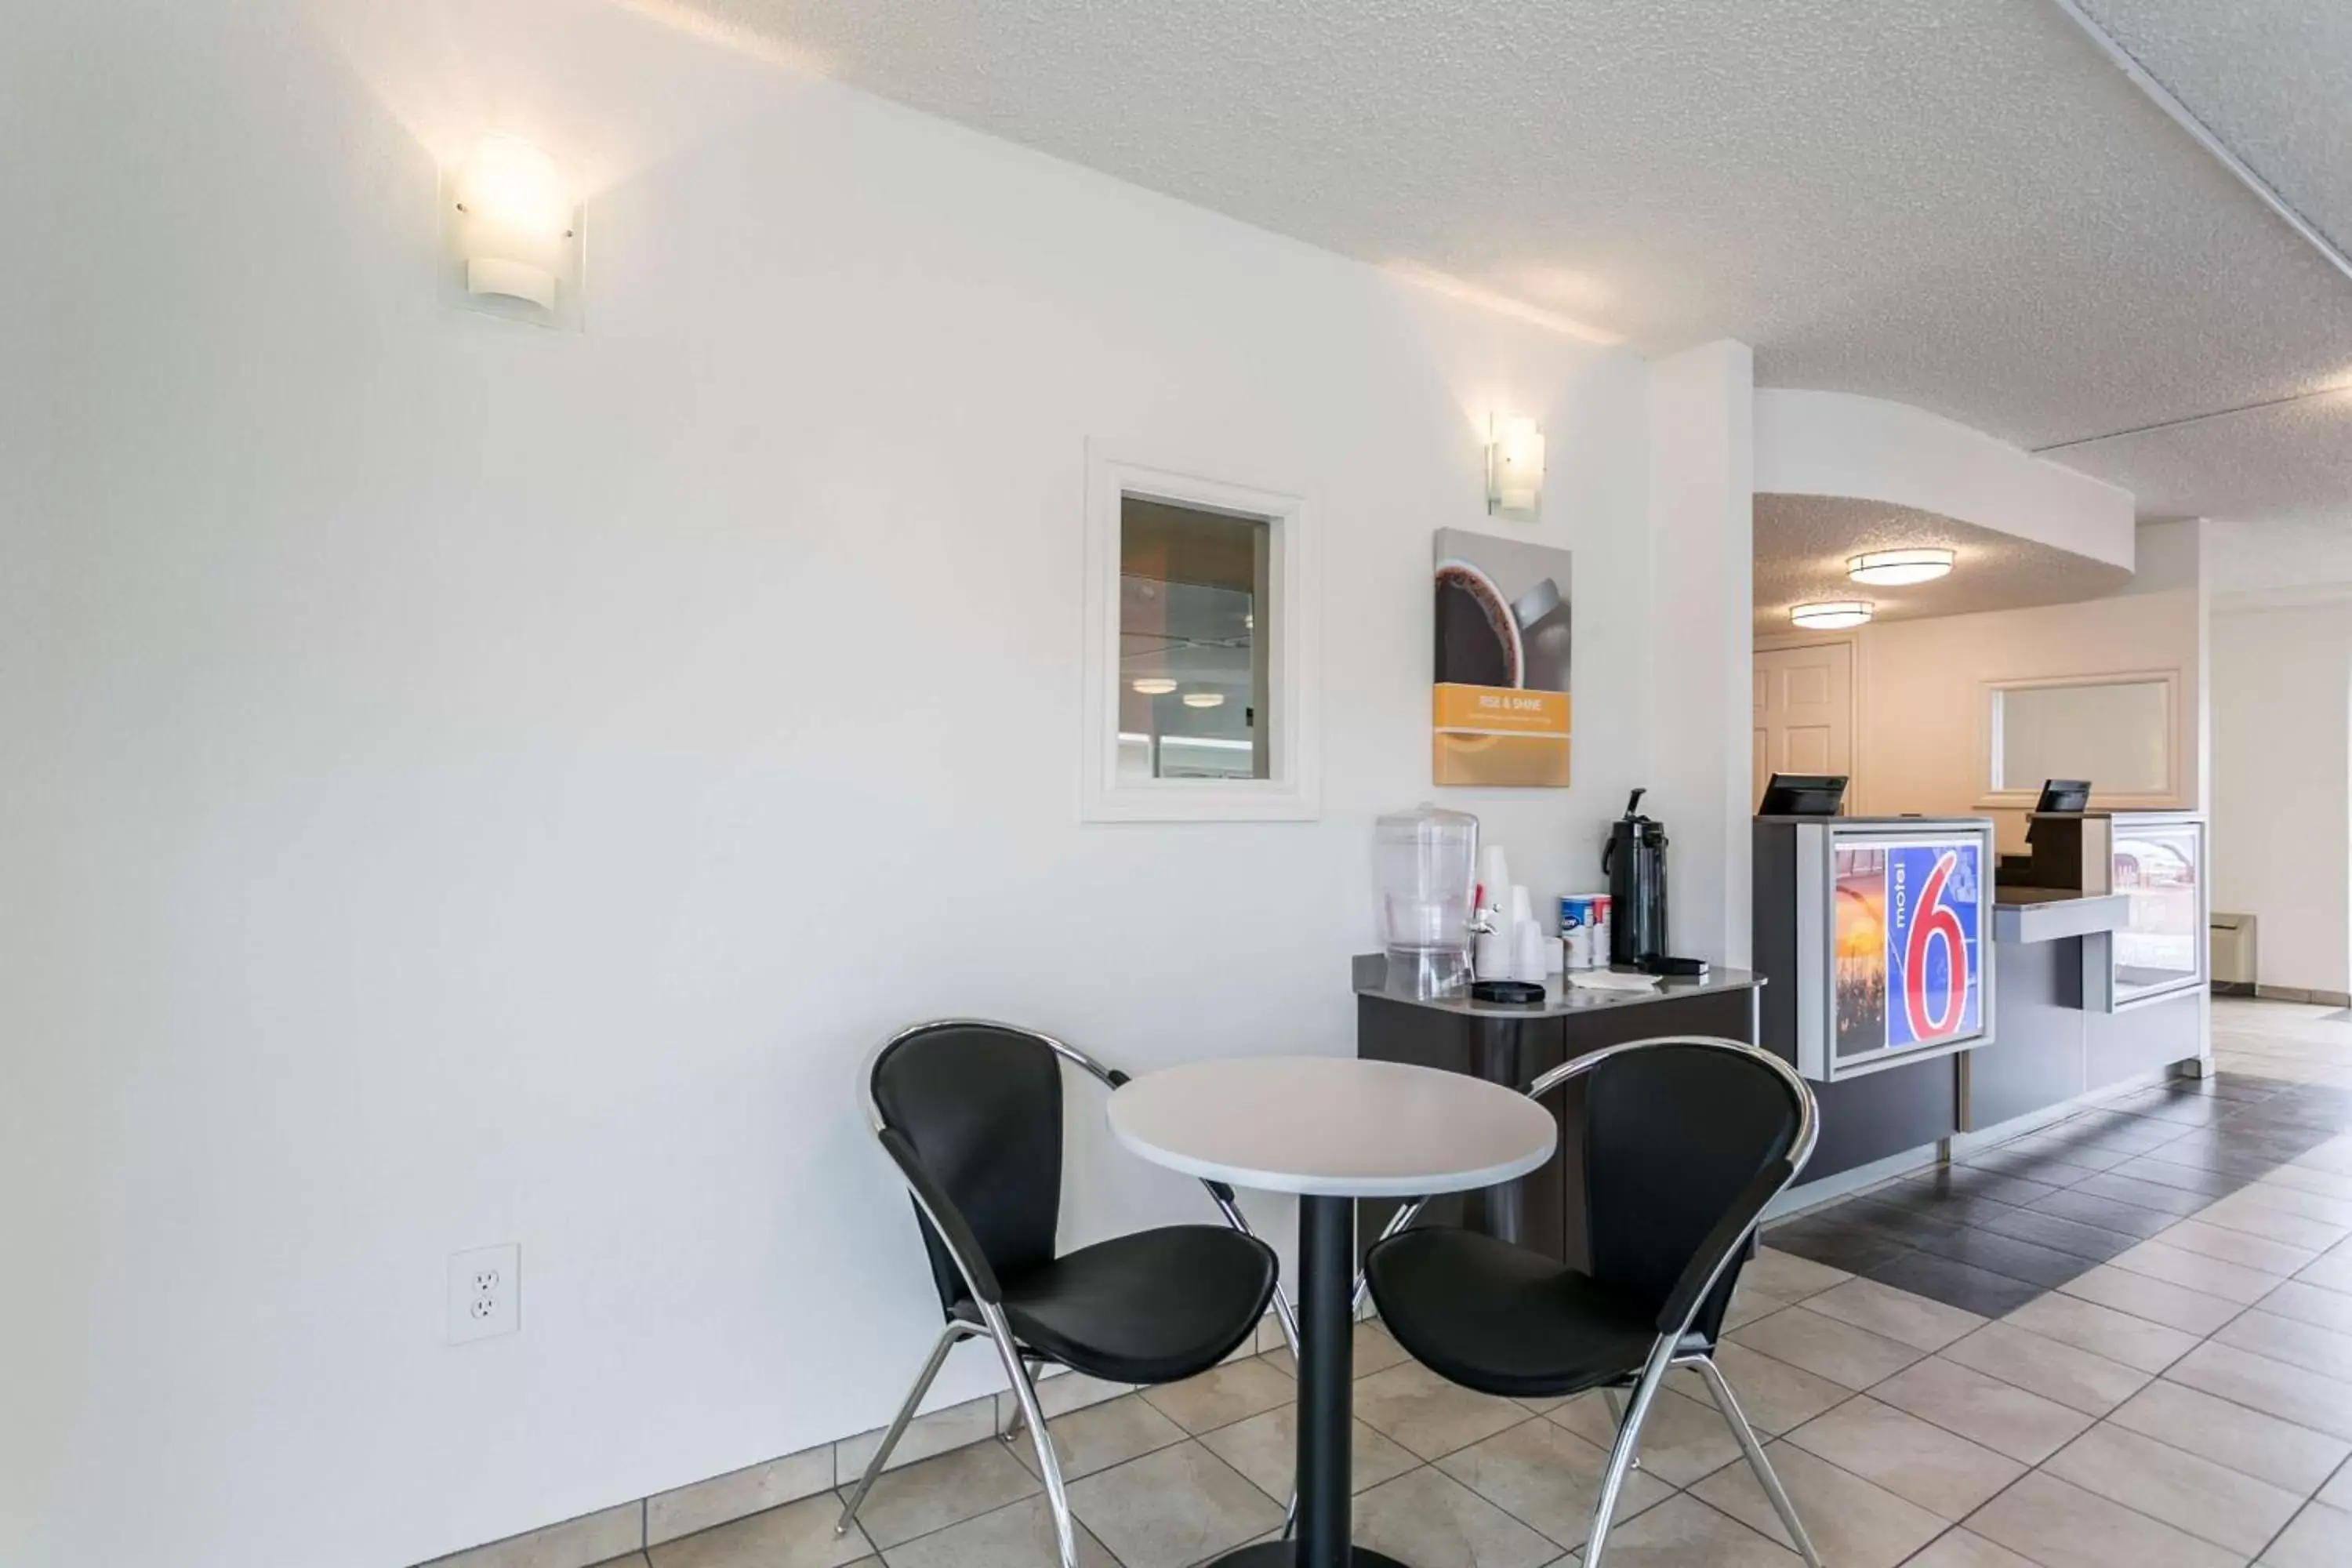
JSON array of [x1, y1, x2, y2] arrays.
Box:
[[1364, 1035, 1824, 1568], [840, 1020, 1291, 1568]]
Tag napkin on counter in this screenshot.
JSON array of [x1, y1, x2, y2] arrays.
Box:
[[1566, 969, 1662, 992]]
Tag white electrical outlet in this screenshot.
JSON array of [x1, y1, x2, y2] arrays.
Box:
[[447, 1243, 520, 1344]]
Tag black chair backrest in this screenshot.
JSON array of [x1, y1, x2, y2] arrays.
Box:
[[1581, 1043, 1802, 1338], [870, 1022, 1065, 1312]]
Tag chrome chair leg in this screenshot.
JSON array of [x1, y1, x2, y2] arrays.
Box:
[[1000, 1356, 1043, 1443], [1600, 1386, 1640, 1469], [1206, 1185, 1305, 1365], [1687, 1354, 1824, 1568], [1351, 1200, 1426, 1314], [837, 1321, 975, 1536], [1260, 1287, 1305, 1538], [1268, 1287, 1303, 1362], [985, 1306, 1078, 1568], [1585, 1346, 1673, 1567]]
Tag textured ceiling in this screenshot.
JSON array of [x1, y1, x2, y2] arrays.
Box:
[[1754, 496, 2133, 632], [655, 0, 2352, 575], [2046, 387, 2352, 528], [2053, 0, 2352, 586], [2080, 0, 2352, 262]]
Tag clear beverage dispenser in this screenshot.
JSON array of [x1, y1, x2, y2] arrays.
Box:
[[1374, 804, 1481, 997]]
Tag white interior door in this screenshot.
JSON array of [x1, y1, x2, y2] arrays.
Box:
[[1755, 642, 1854, 808]]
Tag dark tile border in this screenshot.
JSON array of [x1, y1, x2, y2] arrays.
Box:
[[1767, 1024, 2352, 1326]]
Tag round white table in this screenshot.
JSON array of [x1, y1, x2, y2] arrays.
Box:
[[1109, 1057, 1558, 1568]]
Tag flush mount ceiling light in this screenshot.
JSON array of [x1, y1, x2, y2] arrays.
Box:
[[1130, 677, 1178, 695], [1848, 548, 1955, 586], [1790, 601, 1874, 630], [1486, 413, 1545, 520], [441, 133, 583, 329], [1181, 691, 1225, 709]]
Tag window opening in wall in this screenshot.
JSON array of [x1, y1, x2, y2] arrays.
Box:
[[1083, 451, 1314, 822], [1117, 497, 1272, 782], [1987, 675, 2175, 799]]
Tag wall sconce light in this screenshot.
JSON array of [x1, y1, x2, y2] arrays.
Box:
[[442, 134, 583, 329], [1789, 601, 1875, 630], [1486, 413, 1545, 520]]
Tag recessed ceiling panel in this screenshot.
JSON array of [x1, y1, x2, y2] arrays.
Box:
[[1755, 495, 2134, 630]]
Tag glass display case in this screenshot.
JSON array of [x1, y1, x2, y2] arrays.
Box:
[[2099, 813, 2206, 1011]]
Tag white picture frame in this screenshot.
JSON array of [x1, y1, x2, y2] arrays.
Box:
[[1081, 448, 1319, 823], [1975, 668, 2183, 810]]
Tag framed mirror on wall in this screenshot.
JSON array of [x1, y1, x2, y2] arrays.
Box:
[[1976, 670, 2181, 808]]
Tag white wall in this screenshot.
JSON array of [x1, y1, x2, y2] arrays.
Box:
[[0, 5, 1747, 1566], [2206, 517, 2352, 597], [1648, 343, 1756, 964], [2211, 595, 2352, 993], [1754, 389, 2136, 569]]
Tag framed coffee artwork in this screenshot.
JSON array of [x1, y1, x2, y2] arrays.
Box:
[[1432, 528, 1572, 786]]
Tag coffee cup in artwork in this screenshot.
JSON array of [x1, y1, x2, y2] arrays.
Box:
[[1434, 557, 1526, 688]]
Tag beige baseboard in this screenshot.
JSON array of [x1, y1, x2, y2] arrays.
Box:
[[2249, 983, 2352, 1007], [414, 1310, 1293, 1568]]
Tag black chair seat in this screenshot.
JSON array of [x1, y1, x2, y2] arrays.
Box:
[[968, 1224, 1277, 1385], [1367, 1227, 1658, 1399]]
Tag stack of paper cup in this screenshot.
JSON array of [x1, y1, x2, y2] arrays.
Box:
[[1513, 918, 1548, 982], [1481, 846, 1512, 906], [1483, 886, 1544, 982]]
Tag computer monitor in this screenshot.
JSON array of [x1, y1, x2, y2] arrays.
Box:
[[1759, 774, 1848, 816], [2034, 779, 2092, 814], [2024, 779, 2092, 845]]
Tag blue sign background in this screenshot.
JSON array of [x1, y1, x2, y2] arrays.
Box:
[[1886, 840, 1982, 1048]]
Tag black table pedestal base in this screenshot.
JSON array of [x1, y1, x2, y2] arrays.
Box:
[[1202, 1546, 1411, 1567], [1231, 1192, 1418, 1568]]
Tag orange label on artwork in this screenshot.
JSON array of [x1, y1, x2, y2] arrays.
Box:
[[1433, 684, 1570, 737]]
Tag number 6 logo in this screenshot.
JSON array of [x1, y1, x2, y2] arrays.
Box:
[[1904, 851, 1968, 1040]]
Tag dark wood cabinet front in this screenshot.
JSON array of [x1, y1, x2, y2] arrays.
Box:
[[1356, 983, 1759, 1270]]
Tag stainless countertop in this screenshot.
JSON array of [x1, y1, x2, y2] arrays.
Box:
[[1352, 953, 1761, 1018], [1994, 886, 2110, 907], [1991, 886, 2132, 945]]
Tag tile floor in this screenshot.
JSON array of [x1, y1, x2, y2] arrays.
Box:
[[608, 998, 2352, 1567]]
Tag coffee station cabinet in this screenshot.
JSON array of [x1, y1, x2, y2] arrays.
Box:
[[1356, 797, 1759, 1269], [1351, 955, 1762, 1269]]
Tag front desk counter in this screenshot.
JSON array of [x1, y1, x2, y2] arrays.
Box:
[[1779, 887, 2206, 1189], [1753, 815, 1994, 1183], [1352, 953, 1762, 1269], [1965, 889, 2205, 1131], [1967, 811, 2211, 1133], [1755, 813, 2211, 1196]]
